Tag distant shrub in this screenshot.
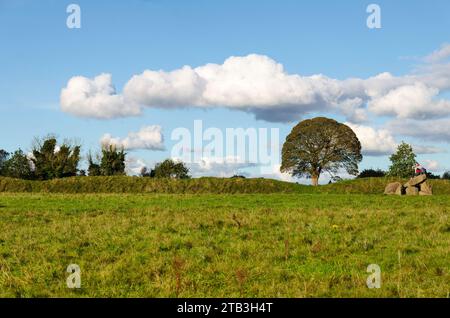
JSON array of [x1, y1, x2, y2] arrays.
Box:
[[87, 153, 101, 176], [153, 159, 190, 179], [31, 137, 80, 180], [331, 176, 343, 182], [0, 149, 8, 175], [140, 167, 155, 178], [99, 145, 126, 176], [0, 149, 34, 180], [426, 172, 441, 179], [357, 169, 386, 178]]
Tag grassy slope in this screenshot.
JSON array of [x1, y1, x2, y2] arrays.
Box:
[[0, 176, 306, 194], [1, 176, 450, 194], [317, 177, 450, 194], [0, 192, 449, 297]]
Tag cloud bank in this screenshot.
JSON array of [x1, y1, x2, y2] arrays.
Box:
[[346, 123, 397, 156], [100, 125, 164, 151], [186, 156, 256, 178], [61, 52, 450, 123], [61, 74, 141, 119], [388, 119, 450, 143], [347, 123, 443, 156]]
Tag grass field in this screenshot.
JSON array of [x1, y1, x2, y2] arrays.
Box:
[[0, 191, 449, 297]]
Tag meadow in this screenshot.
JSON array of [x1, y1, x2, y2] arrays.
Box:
[[0, 177, 449, 297]]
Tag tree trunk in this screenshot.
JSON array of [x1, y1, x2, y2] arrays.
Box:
[[311, 174, 319, 186]]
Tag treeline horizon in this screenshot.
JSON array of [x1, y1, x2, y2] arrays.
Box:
[[1, 136, 449, 181], [0, 136, 190, 181]]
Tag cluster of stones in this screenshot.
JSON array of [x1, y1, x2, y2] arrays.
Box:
[[384, 174, 433, 196]]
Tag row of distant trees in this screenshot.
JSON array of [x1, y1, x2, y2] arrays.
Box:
[[357, 169, 448, 179], [0, 136, 190, 180], [1, 134, 449, 182], [357, 142, 449, 179]]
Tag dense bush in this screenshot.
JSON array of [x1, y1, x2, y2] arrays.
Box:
[[426, 172, 441, 179], [88, 146, 126, 176], [0, 149, 8, 174], [0, 149, 33, 179], [357, 169, 386, 178], [153, 159, 190, 179], [32, 137, 80, 180]]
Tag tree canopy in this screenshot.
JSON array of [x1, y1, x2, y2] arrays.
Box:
[[31, 137, 80, 180], [140, 166, 155, 178], [281, 117, 362, 186], [87, 152, 101, 176], [357, 169, 386, 178], [0, 149, 33, 179], [0, 149, 9, 175], [87, 145, 126, 176], [153, 159, 190, 179], [100, 145, 126, 176], [387, 142, 416, 178]]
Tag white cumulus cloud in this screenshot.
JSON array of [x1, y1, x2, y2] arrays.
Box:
[[60, 48, 450, 123], [123, 54, 353, 122], [184, 156, 255, 178], [60, 73, 141, 119], [367, 82, 450, 119], [346, 122, 443, 156], [260, 164, 296, 182], [346, 123, 397, 156], [100, 125, 164, 151], [125, 156, 148, 175]]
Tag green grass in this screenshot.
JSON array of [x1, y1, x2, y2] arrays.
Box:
[[0, 176, 306, 194], [1, 176, 450, 195], [0, 192, 449, 297]]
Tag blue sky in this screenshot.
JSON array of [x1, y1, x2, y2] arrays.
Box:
[[1, 0, 449, 181]]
